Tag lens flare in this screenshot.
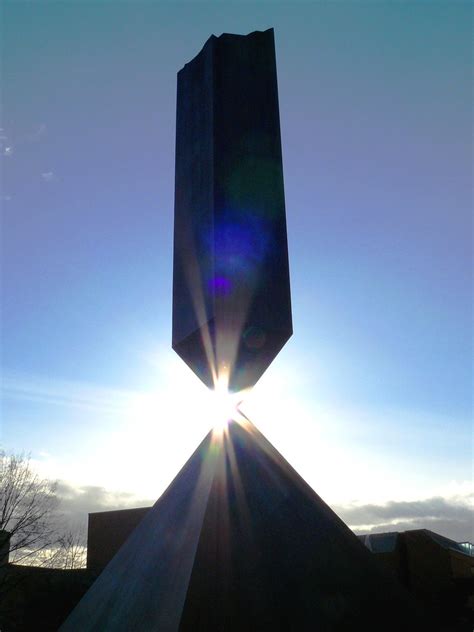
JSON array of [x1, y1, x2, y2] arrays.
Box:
[[209, 371, 247, 433]]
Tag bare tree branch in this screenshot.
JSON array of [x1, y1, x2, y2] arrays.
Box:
[[51, 528, 87, 569], [0, 451, 59, 564]]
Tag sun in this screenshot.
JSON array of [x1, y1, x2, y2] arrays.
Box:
[[209, 372, 246, 431]]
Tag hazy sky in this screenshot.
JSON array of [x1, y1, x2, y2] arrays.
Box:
[[1, 1, 472, 541]]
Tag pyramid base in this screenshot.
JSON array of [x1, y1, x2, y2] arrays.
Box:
[[61, 420, 434, 631]]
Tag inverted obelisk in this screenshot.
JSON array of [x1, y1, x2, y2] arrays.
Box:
[[172, 29, 292, 392]]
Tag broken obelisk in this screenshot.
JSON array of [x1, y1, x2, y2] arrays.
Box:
[[60, 29, 432, 632], [172, 28, 292, 392]]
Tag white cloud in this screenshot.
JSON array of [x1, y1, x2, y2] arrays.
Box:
[[41, 171, 56, 182], [335, 494, 473, 543], [27, 123, 46, 141], [52, 481, 473, 547], [2, 370, 137, 414], [0, 122, 46, 161], [4, 366, 471, 540], [55, 480, 153, 537]]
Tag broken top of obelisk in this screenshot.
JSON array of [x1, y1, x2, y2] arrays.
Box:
[[172, 29, 292, 392]]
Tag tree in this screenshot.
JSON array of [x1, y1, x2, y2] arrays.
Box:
[[0, 451, 59, 564], [51, 528, 87, 569]]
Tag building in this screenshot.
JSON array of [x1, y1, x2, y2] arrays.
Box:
[[85, 507, 473, 630], [1, 504, 472, 630]]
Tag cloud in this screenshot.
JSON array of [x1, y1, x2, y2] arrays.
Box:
[[334, 494, 473, 543], [41, 171, 56, 183], [53, 476, 474, 550], [0, 123, 46, 161], [55, 480, 154, 543], [1, 370, 138, 415], [27, 123, 46, 141]]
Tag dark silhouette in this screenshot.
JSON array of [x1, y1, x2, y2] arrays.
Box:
[[60, 420, 433, 630], [172, 29, 292, 392]]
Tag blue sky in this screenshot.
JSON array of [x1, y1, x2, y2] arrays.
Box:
[[1, 1, 472, 541]]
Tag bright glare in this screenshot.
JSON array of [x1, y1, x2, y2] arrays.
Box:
[[29, 352, 451, 510], [45, 355, 259, 499], [209, 373, 243, 430]]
